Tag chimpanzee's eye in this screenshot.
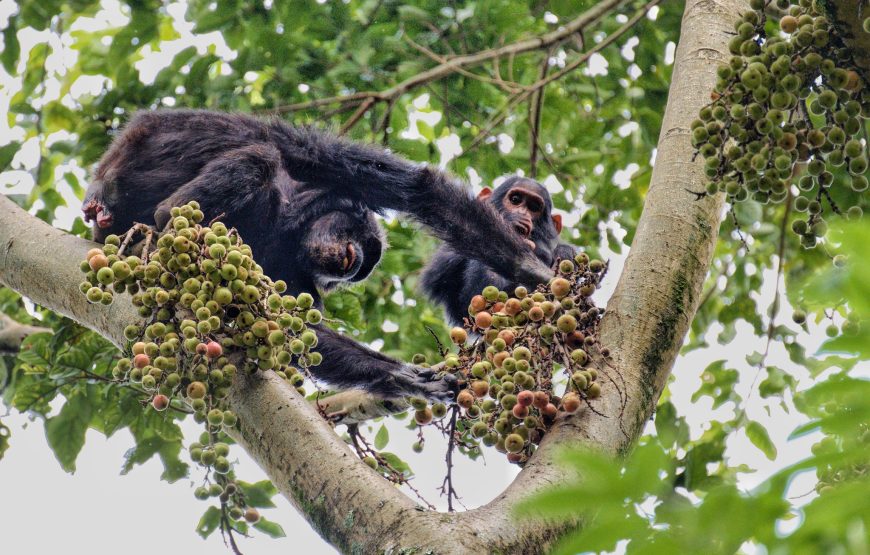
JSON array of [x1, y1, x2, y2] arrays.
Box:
[[528, 200, 542, 213], [509, 193, 522, 205]]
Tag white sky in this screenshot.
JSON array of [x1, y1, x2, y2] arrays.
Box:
[[0, 1, 867, 554]]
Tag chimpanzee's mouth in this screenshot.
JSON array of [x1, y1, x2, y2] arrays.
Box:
[[514, 222, 532, 238], [342, 242, 356, 274]]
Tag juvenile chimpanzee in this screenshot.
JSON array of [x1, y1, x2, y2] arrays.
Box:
[[421, 177, 576, 325], [83, 110, 553, 401]]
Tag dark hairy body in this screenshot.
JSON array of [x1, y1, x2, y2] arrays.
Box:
[[83, 110, 552, 400], [421, 177, 576, 326]]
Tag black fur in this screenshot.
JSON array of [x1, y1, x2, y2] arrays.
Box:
[[83, 110, 552, 400], [421, 177, 576, 326]]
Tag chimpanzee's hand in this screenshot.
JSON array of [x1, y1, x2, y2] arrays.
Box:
[[395, 364, 458, 402], [516, 254, 555, 285]]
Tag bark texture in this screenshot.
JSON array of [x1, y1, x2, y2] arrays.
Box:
[[0, 0, 745, 552], [825, 0, 870, 80]]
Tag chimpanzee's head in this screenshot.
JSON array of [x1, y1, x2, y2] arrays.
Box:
[[299, 202, 385, 291], [478, 177, 563, 264]]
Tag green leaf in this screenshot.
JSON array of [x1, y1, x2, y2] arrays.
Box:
[[377, 452, 412, 477], [374, 423, 389, 450], [45, 391, 94, 472], [1, 19, 19, 74], [745, 420, 777, 460], [237, 479, 278, 508], [0, 141, 20, 170], [253, 517, 286, 538], [195, 506, 221, 539]]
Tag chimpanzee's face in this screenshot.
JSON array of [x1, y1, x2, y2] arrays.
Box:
[[301, 209, 385, 290], [478, 178, 563, 259]]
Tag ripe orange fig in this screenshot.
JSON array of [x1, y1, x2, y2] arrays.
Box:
[[474, 311, 493, 329], [151, 394, 170, 411], [456, 389, 475, 409], [469, 295, 487, 314]]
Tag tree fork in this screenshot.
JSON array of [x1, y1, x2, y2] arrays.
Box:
[[0, 0, 743, 551]]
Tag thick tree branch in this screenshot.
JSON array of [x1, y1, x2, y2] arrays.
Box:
[[0, 199, 141, 348], [269, 0, 629, 114], [825, 0, 870, 81], [0, 0, 743, 550]]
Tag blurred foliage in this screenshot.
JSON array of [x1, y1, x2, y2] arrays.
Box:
[[521, 220, 870, 555], [0, 0, 868, 552]]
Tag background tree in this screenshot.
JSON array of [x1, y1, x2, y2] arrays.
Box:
[[0, 0, 868, 553]]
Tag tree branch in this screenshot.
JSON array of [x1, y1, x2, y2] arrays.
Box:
[[0, 0, 744, 549], [0, 313, 50, 354], [269, 0, 629, 114], [824, 0, 870, 82]]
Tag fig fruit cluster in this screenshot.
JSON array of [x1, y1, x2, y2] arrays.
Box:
[[78, 201, 319, 522], [694, 0, 868, 247], [413, 253, 609, 465]]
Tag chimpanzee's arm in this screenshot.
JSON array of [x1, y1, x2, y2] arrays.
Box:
[[271, 125, 553, 285], [421, 247, 513, 326], [310, 326, 456, 401]]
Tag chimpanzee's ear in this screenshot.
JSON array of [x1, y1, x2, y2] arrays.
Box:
[[477, 187, 492, 201], [552, 214, 563, 233]]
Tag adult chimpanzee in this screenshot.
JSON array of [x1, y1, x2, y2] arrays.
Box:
[[82, 110, 553, 401], [421, 177, 576, 325]]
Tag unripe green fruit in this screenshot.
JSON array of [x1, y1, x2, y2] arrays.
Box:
[[504, 433, 524, 454], [223, 410, 238, 427], [791, 310, 807, 325], [241, 285, 260, 303], [289, 339, 305, 354], [297, 292, 314, 309], [213, 456, 231, 474], [199, 449, 216, 466], [268, 330, 285, 346], [556, 314, 577, 334], [301, 330, 317, 347], [306, 309, 322, 324], [482, 285, 499, 301], [207, 409, 224, 427]]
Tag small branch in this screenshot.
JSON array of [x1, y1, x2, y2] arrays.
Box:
[[528, 51, 552, 178], [339, 97, 378, 135], [0, 313, 50, 354], [439, 406, 460, 511]]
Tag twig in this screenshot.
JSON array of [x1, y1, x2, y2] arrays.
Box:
[[528, 51, 552, 178], [747, 189, 792, 398], [339, 97, 377, 135], [439, 406, 460, 511]]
